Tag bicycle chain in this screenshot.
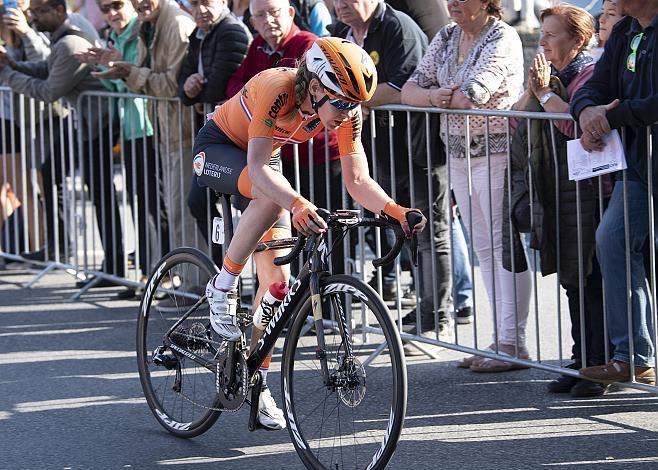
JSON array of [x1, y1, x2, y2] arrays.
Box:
[[167, 322, 252, 413]]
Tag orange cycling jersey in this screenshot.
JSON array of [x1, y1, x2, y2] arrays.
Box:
[[212, 68, 364, 157]]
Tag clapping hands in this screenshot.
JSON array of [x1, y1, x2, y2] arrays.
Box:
[[74, 45, 123, 67]]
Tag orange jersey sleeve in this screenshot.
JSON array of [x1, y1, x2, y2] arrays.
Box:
[[336, 109, 364, 157], [212, 68, 297, 150]]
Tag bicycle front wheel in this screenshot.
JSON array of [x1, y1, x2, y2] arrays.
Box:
[[281, 274, 407, 470], [136, 247, 221, 438]]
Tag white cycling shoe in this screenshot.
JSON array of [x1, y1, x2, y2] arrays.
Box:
[[258, 387, 287, 430], [206, 277, 240, 341]]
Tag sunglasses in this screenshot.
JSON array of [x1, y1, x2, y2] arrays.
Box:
[[328, 97, 359, 111], [627, 32, 644, 73], [99, 0, 124, 13]]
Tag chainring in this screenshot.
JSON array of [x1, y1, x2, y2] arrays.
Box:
[[216, 352, 249, 411]]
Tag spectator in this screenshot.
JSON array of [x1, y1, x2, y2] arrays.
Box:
[[94, 0, 196, 254], [76, 0, 171, 298], [0, 0, 48, 254], [0, 0, 125, 282], [2, 0, 101, 57], [228, 0, 253, 33], [333, 0, 454, 344], [71, 0, 106, 31], [180, 0, 251, 263], [2, 0, 51, 60], [402, 0, 532, 372], [591, 0, 622, 62], [290, 0, 332, 37], [224, 0, 347, 275], [385, 0, 450, 40], [573, 0, 658, 386], [508, 4, 608, 397]]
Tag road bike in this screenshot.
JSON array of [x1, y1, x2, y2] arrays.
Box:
[[136, 195, 419, 469]]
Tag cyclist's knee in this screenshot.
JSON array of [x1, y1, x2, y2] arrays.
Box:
[[255, 250, 290, 283]]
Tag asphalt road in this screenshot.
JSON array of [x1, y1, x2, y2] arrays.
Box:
[[2, 265, 658, 470]]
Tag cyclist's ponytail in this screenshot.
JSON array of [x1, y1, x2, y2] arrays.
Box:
[[295, 55, 314, 107]]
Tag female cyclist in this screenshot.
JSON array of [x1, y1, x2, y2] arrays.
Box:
[[193, 37, 426, 429]]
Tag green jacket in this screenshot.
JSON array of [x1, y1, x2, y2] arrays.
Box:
[[99, 17, 154, 141]]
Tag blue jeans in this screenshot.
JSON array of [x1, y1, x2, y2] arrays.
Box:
[[597, 180, 656, 367], [452, 216, 473, 309]]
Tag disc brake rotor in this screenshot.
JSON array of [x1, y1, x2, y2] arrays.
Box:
[[336, 357, 367, 407]]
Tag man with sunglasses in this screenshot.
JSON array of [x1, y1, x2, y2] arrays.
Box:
[[194, 37, 426, 430], [333, 0, 455, 346], [571, 0, 658, 386]]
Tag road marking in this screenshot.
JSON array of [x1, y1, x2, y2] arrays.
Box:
[[0, 350, 134, 365]]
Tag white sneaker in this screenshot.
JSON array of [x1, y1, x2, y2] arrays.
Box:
[[206, 277, 240, 341], [258, 387, 287, 430]]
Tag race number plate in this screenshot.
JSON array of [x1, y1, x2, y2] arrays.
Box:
[[212, 217, 224, 245]]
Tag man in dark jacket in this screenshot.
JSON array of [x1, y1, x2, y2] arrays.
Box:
[[178, 0, 251, 109], [571, 0, 658, 385], [333, 0, 453, 341]]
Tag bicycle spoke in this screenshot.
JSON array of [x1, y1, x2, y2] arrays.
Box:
[[283, 275, 405, 469]]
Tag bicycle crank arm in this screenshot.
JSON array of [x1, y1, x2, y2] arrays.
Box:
[[247, 371, 263, 432]]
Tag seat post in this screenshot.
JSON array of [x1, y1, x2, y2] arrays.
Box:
[[218, 193, 234, 248]]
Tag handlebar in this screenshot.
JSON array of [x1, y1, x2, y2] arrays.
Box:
[[272, 208, 422, 267], [273, 234, 307, 266]]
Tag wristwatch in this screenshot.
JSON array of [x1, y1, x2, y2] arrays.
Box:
[[539, 91, 556, 107]]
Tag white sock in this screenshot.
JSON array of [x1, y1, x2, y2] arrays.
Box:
[[213, 256, 244, 292]]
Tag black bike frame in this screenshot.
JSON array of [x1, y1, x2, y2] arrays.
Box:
[[245, 235, 339, 380]]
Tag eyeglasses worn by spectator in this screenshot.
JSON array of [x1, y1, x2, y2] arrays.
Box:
[[99, 1, 125, 13], [251, 7, 283, 20]]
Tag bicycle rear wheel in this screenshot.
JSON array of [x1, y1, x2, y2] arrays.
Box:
[[281, 274, 407, 470], [136, 247, 222, 438]]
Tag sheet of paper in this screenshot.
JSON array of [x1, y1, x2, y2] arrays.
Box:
[[567, 130, 627, 181]]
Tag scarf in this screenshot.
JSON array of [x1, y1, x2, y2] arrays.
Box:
[[552, 51, 594, 88]]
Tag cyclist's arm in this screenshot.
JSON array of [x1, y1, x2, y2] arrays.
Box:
[[247, 137, 301, 210], [340, 151, 393, 214]]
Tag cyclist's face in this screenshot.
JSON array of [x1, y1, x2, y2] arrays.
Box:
[[309, 79, 357, 130]]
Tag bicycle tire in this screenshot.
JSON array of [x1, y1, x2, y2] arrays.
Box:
[[281, 274, 407, 470], [136, 247, 222, 438]]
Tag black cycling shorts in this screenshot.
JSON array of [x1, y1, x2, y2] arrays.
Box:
[[193, 120, 290, 232]]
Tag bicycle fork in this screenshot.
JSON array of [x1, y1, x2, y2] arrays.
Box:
[[310, 272, 354, 387]]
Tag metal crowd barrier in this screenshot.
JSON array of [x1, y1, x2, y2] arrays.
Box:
[[1, 86, 656, 394]]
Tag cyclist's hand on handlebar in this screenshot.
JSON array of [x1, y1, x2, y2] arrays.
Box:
[[290, 196, 328, 236], [382, 201, 426, 237]]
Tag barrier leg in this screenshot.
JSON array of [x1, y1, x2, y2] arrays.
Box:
[[23, 262, 58, 288], [69, 276, 102, 301]]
